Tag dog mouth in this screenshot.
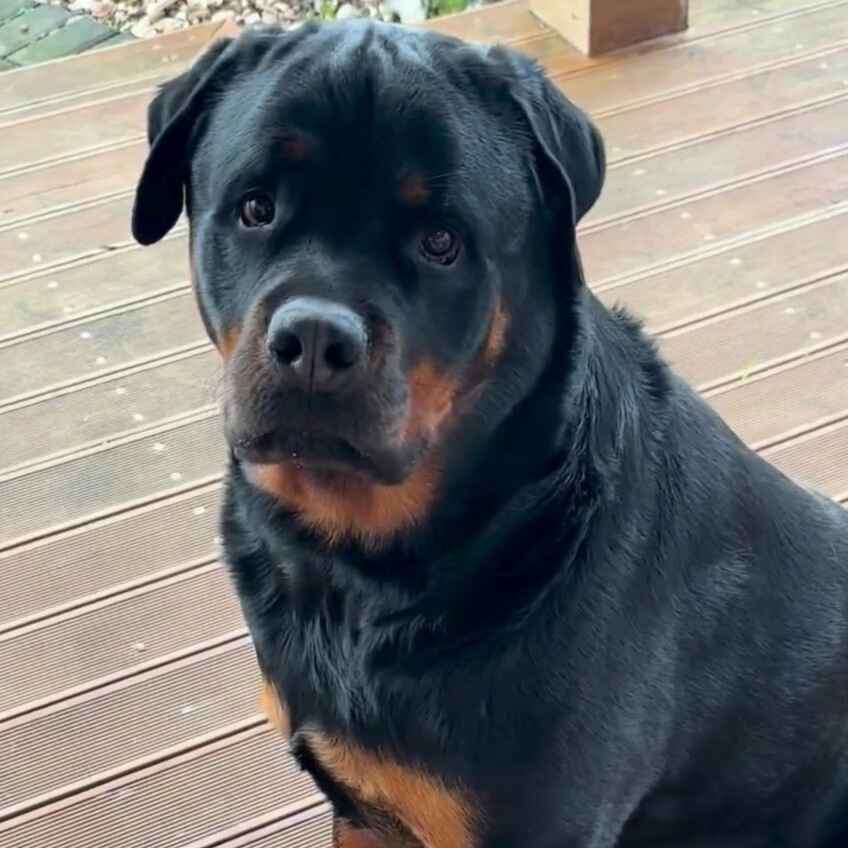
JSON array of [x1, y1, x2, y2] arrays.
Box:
[[231, 427, 421, 486]]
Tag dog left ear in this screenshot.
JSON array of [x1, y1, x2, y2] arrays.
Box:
[[132, 37, 235, 246], [494, 48, 606, 248]]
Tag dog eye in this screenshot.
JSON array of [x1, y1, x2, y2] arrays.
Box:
[[240, 193, 276, 228], [419, 229, 460, 265]]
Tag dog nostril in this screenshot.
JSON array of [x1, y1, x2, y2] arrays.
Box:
[[325, 339, 358, 371], [274, 331, 303, 366]]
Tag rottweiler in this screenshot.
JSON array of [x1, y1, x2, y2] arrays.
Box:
[[132, 21, 848, 848]]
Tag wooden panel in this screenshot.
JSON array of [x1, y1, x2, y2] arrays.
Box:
[[596, 207, 848, 331], [0, 237, 187, 340], [530, 0, 688, 56], [0, 64, 187, 127], [221, 804, 333, 848], [709, 344, 848, 448], [0, 730, 318, 848], [591, 47, 848, 159], [581, 152, 848, 284], [0, 351, 218, 473], [0, 565, 240, 717], [0, 143, 145, 225], [588, 97, 848, 225], [556, 2, 848, 109], [659, 272, 848, 389], [689, 0, 843, 32], [0, 22, 220, 113], [0, 485, 221, 632], [0, 641, 257, 814], [218, 807, 333, 848], [523, 0, 845, 79], [763, 418, 848, 499], [0, 194, 137, 279], [0, 92, 150, 173], [0, 292, 206, 405], [0, 414, 224, 546]]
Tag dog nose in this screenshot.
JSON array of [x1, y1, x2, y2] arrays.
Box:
[[267, 297, 367, 391]]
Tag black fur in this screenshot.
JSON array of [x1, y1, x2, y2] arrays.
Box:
[[133, 21, 848, 847]]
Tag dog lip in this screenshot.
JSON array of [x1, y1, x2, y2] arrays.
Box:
[[230, 428, 412, 485]]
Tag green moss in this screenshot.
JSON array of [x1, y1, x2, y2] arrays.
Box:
[[318, 0, 337, 19], [429, 0, 469, 17]]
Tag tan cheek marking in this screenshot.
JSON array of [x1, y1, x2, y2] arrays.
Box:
[[306, 732, 478, 848], [218, 327, 241, 360], [246, 461, 440, 551], [482, 303, 509, 366], [402, 361, 459, 443], [259, 679, 291, 737], [398, 174, 431, 208]]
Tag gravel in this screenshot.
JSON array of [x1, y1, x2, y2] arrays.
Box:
[[40, 0, 486, 39]]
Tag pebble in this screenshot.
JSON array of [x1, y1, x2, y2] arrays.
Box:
[[130, 14, 154, 34], [92, 0, 114, 17], [336, 2, 359, 18], [155, 14, 183, 29], [146, 0, 178, 22], [62, 0, 482, 41]]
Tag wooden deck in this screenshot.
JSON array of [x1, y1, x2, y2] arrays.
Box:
[[1, 2, 847, 844]]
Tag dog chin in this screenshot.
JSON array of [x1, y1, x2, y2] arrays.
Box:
[[229, 426, 425, 487]]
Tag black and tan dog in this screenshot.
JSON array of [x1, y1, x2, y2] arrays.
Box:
[[132, 21, 848, 848]]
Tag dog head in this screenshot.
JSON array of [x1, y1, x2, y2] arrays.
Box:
[[132, 21, 605, 547]]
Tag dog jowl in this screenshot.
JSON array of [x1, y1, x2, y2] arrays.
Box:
[[133, 21, 848, 848]]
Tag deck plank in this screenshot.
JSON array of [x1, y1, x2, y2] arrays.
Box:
[[0, 642, 258, 816], [598, 207, 848, 331], [0, 351, 218, 473], [0, 413, 222, 546], [592, 47, 848, 160], [0, 564, 240, 717], [582, 152, 848, 284], [658, 272, 848, 389], [0, 293, 205, 406], [0, 93, 152, 174], [0, 485, 221, 632], [0, 22, 223, 112], [764, 418, 848, 499], [0, 142, 146, 225], [708, 344, 848, 448], [553, 1, 848, 106], [0, 729, 318, 848], [0, 238, 187, 340], [589, 97, 848, 225]]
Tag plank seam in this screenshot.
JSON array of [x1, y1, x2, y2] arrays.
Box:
[[584, 40, 848, 120], [0, 628, 248, 726], [0, 338, 209, 411], [593, 198, 848, 292], [0, 552, 220, 638]]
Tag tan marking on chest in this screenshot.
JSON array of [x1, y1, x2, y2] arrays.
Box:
[[334, 820, 395, 848], [259, 679, 291, 737], [305, 731, 478, 848], [246, 459, 440, 551]]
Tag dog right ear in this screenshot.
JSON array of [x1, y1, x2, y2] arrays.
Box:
[[132, 37, 235, 246]]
